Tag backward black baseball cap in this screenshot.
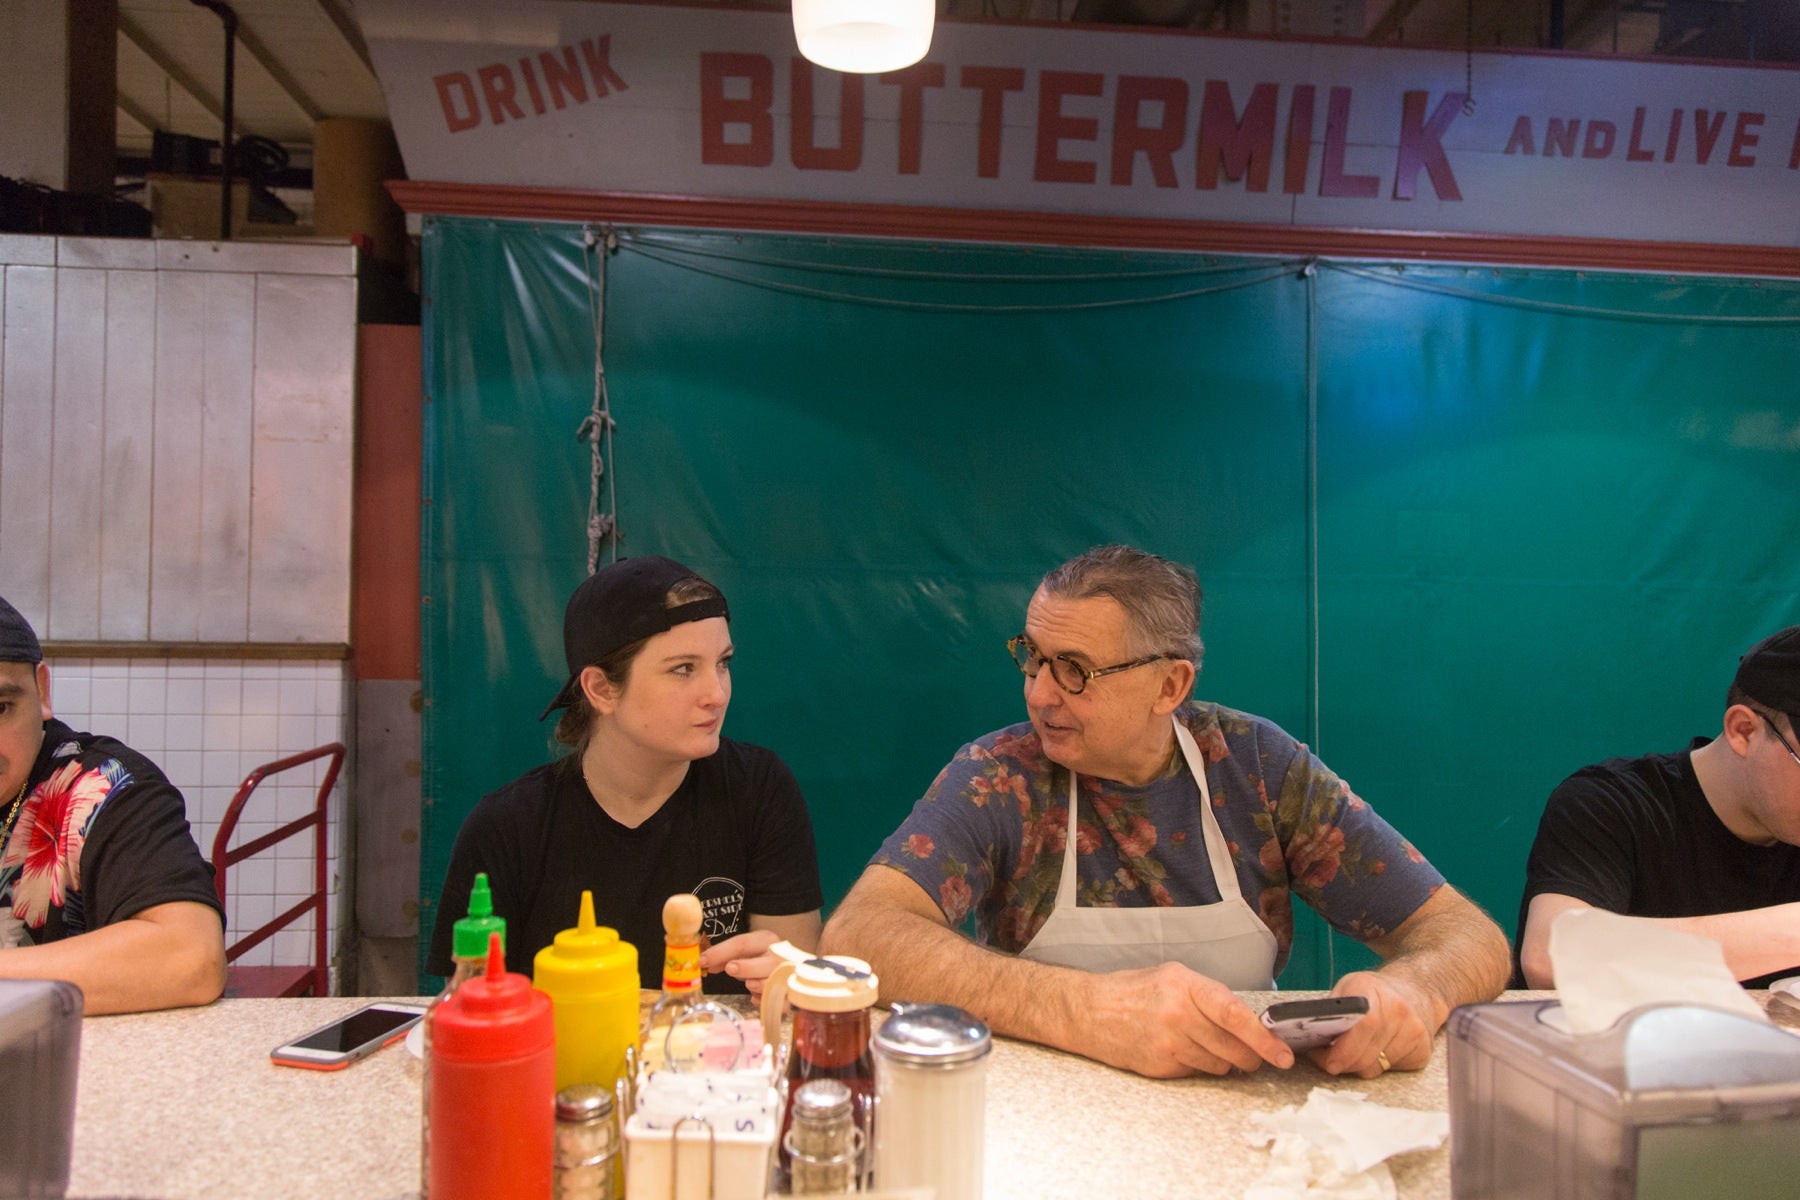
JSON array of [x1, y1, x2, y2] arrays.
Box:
[[538, 556, 729, 720], [1734, 624, 1800, 724], [0, 596, 43, 666]]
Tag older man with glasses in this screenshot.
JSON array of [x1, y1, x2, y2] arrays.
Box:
[[822, 545, 1509, 1080], [1517, 624, 1800, 990]]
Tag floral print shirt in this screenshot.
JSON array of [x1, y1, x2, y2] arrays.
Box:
[[0, 720, 221, 945], [871, 702, 1443, 977]]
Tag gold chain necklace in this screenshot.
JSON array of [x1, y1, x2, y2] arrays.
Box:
[[0, 779, 27, 846]]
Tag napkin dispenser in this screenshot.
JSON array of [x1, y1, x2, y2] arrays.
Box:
[[1448, 1000, 1800, 1200], [0, 979, 82, 1199]]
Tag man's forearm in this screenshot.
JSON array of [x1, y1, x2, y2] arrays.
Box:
[[1652, 903, 1800, 982], [823, 892, 1091, 1054], [1370, 887, 1510, 1029], [0, 905, 225, 1014]]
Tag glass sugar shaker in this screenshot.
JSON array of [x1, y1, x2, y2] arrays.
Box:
[[871, 1003, 992, 1200], [553, 1083, 619, 1200], [785, 1078, 863, 1195]]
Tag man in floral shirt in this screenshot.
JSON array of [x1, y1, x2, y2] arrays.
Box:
[[0, 597, 224, 1013], [822, 546, 1508, 1079]]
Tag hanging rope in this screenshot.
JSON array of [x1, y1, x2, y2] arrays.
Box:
[[615, 235, 1300, 315], [1325, 262, 1800, 326], [621, 229, 1294, 285], [580, 224, 621, 573]]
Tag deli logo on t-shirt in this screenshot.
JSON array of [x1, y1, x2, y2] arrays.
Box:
[[693, 876, 745, 940]]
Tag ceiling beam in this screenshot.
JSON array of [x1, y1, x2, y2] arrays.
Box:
[[1368, 0, 1430, 40], [116, 93, 161, 135], [117, 13, 224, 124], [311, 0, 378, 76], [234, 22, 326, 123]]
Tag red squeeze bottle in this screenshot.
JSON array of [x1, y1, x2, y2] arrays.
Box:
[[427, 932, 556, 1200]]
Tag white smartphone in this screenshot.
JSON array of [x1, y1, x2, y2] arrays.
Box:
[[1259, 996, 1370, 1051], [270, 1002, 429, 1071]]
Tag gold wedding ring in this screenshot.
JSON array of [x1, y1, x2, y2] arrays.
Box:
[[1376, 1050, 1391, 1072]]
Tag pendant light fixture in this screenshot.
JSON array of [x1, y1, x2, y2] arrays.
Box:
[[792, 0, 936, 74]]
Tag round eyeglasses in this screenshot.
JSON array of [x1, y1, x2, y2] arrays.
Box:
[[1006, 635, 1173, 695]]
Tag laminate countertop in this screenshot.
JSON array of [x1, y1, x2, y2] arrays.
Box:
[[63, 989, 1799, 1200]]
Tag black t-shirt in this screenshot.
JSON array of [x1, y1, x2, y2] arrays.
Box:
[[427, 737, 823, 991], [3, 719, 222, 943], [1516, 738, 1800, 988]]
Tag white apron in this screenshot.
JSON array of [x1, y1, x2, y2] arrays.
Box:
[[1018, 715, 1278, 989]]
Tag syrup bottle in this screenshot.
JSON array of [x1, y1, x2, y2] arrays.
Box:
[[761, 943, 880, 1192]]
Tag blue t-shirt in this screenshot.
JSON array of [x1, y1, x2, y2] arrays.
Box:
[[871, 702, 1443, 977]]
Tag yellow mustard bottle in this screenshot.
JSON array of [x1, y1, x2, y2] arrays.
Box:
[[532, 890, 640, 1091]]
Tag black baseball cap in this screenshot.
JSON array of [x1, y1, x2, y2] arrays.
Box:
[[539, 556, 729, 720], [1734, 625, 1800, 724], [0, 596, 43, 666]]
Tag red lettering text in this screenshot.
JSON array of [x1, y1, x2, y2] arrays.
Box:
[[1319, 87, 1378, 198], [477, 64, 525, 125], [1196, 81, 1277, 192], [880, 63, 945, 176], [1034, 71, 1103, 184], [1111, 76, 1187, 188], [1394, 90, 1465, 200], [1728, 111, 1763, 166], [791, 58, 864, 171], [1664, 109, 1683, 161], [1502, 115, 1534, 155], [1626, 107, 1655, 161], [1693, 109, 1727, 164], [1581, 119, 1615, 158], [539, 48, 588, 109], [1543, 118, 1578, 157], [961, 66, 1025, 179], [434, 72, 480, 134], [1283, 85, 1314, 193], [699, 52, 774, 167], [579, 36, 628, 97], [518, 57, 547, 116]]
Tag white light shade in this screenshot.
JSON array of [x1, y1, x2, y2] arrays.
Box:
[[792, 0, 935, 74]]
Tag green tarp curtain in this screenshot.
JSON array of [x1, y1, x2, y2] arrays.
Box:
[[420, 217, 1800, 988]]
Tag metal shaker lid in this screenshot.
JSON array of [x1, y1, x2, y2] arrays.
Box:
[[792, 1078, 854, 1123], [872, 1003, 991, 1065], [555, 1083, 615, 1122]]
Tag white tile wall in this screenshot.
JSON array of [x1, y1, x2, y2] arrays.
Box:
[[43, 656, 348, 973]]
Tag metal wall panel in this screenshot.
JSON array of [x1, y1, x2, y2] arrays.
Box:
[[196, 273, 256, 641], [47, 269, 107, 638], [99, 270, 157, 640], [0, 266, 56, 622], [248, 273, 356, 643], [0, 236, 358, 645], [148, 270, 207, 641]]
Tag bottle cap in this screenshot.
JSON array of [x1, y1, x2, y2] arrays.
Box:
[[663, 892, 704, 941], [791, 1079, 853, 1124], [770, 942, 879, 1012], [531, 890, 639, 1001], [872, 1002, 991, 1066], [451, 872, 507, 961], [432, 932, 554, 1062]]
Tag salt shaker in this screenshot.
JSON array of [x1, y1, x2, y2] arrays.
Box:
[[554, 1084, 619, 1200], [785, 1079, 862, 1195], [871, 1003, 992, 1200]]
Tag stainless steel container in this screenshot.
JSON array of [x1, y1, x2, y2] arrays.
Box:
[[871, 1002, 991, 1200]]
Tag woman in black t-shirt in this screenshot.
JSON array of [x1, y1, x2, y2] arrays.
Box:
[[428, 556, 823, 993]]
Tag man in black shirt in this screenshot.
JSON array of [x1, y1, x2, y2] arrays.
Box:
[[1517, 625, 1800, 989], [429, 557, 822, 992], [0, 596, 226, 1013]]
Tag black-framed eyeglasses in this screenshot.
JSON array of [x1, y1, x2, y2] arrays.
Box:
[[1006, 635, 1172, 696], [1759, 710, 1800, 768]]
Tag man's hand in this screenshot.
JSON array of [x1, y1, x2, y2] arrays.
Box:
[[1078, 962, 1296, 1078], [1307, 970, 1436, 1078], [697, 928, 785, 995]]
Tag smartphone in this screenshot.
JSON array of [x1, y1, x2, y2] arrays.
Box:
[[270, 1001, 429, 1071], [1259, 996, 1370, 1051]]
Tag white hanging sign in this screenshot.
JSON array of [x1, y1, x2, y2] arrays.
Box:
[[357, 0, 1800, 248]]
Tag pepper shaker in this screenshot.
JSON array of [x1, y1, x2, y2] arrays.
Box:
[[785, 1079, 862, 1195]]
